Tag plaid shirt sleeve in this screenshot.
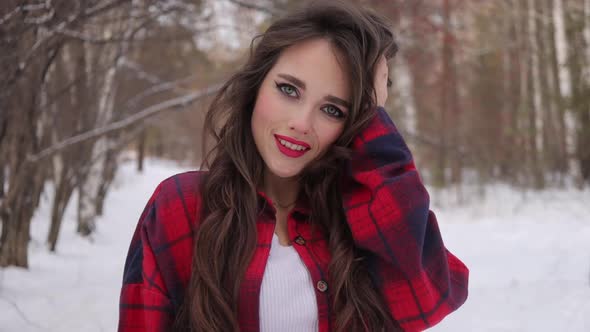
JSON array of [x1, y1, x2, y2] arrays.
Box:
[[342, 107, 469, 331], [118, 183, 174, 331]]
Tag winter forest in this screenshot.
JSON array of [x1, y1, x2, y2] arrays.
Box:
[[1, 0, 590, 331]]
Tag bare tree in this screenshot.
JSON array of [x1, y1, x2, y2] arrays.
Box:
[[0, 0, 218, 265]]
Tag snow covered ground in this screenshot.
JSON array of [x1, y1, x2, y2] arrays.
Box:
[[1, 159, 589, 331]]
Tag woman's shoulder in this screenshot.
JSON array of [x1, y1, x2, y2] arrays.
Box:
[[147, 170, 207, 227], [152, 170, 206, 198], [155, 170, 206, 196]]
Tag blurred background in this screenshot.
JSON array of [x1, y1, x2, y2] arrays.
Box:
[[1, 0, 589, 331]]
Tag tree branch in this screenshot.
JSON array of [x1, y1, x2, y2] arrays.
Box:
[[227, 0, 281, 16], [27, 83, 223, 163]]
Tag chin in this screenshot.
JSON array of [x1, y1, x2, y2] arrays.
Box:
[[267, 161, 303, 179], [270, 168, 300, 179]]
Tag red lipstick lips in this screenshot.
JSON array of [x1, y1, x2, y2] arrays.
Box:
[[274, 134, 310, 158]]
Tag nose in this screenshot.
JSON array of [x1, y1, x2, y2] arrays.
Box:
[[287, 107, 312, 135]]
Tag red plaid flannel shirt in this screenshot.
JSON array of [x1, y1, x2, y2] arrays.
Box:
[[118, 107, 469, 331]]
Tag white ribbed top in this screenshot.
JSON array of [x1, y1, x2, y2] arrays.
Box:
[[259, 233, 318, 332]]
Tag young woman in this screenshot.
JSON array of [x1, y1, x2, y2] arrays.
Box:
[[118, 1, 469, 331]]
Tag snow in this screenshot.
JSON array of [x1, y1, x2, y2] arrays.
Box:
[[0, 158, 188, 332], [1, 159, 589, 331], [430, 185, 590, 331]]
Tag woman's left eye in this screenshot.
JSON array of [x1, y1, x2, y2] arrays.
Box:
[[322, 105, 344, 118]]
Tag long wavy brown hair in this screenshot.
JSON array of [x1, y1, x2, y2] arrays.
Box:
[[174, 1, 400, 331]]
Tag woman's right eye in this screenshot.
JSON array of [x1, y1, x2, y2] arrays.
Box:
[[275, 82, 298, 98]]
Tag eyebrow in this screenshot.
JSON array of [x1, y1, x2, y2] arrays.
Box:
[[277, 73, 351, 109]]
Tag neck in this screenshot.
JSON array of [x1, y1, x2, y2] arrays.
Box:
[[263, 169, 300, 209]]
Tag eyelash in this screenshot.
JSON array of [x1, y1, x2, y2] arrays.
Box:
[[274, 82, 346, 119]]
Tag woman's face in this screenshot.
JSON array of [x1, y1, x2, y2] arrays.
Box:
[[251, 38, 351, 179]]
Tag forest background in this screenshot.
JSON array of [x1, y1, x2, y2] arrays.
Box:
[[2, 1, 590, 330], [1, 0, 588, 276]]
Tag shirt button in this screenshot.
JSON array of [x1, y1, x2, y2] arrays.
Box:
[[294, 236, 306, 246], [316, 280, 328, 293]]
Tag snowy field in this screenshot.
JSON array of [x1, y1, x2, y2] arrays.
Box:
[[1, 159, 589, 331]]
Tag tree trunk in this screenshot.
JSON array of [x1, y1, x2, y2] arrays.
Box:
[[547, 0, 569, 184], [437, 0, 451, 188], [526, 0, 545, 189], [47, 163, 75, 252], [581, 0, 590, 184], [95, 145, 118, 216], [137, 128, 146, 172], [502, 2, 522, 184], [0, 162, 44, 267], [536, 0, 554, 181], [0, 23, 56, 266], [78, 137, 109, 236], [77, 14, 121, 236], [564, 0, 590, 185]]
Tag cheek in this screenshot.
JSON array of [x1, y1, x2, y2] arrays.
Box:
[[314, 119, 344, 153], [252, 88, 281, 133]]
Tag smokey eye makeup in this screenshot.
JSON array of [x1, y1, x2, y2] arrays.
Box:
[[274, 81, 346, 119], [275, 82, 299, 98], [321, 104, 346, 119]]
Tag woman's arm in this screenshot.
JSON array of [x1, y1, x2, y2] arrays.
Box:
[[118, 184, 174, 331], [118, 172, 201, 331], [341, 106, 469, 331]]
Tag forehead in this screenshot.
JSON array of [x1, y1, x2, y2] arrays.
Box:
[[270, 38, 351, 100]]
